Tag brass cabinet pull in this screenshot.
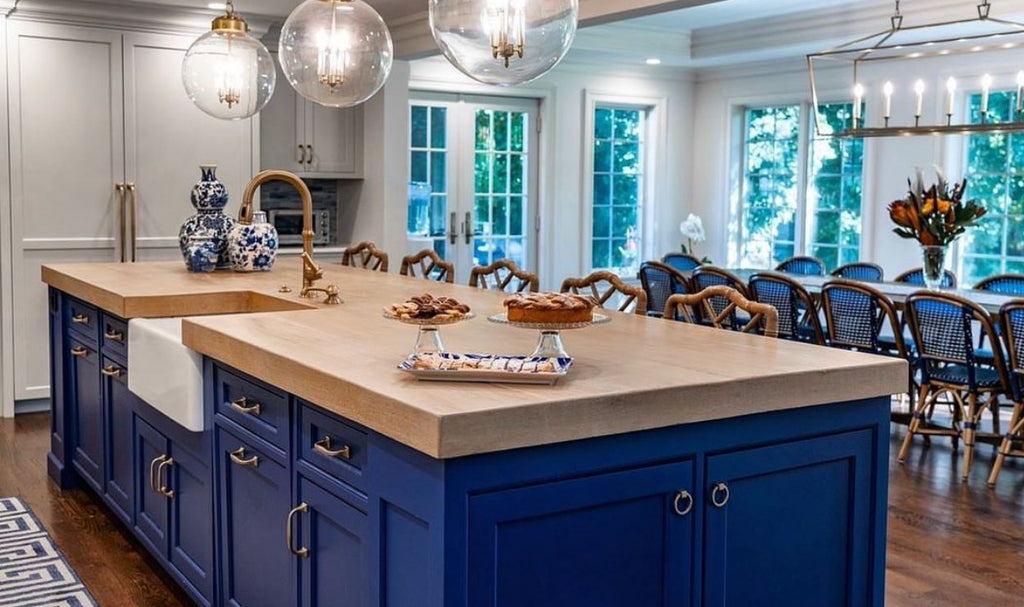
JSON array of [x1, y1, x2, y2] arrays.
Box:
[[286, 503, 309, 558], [149, 455, 167, 492], [70, 346, 88, 357], [115, 182, 127, 263], [305, 144, 313, 164], [157, 458, 175, 498], [101, 365, 122, 377], [71, 314, 89, 324], [230, 396, 261, 416], [710, 482, 730, 508], [126, 183, 138, 263], [313, 436, 351, 460], [229, 446, 259, 468], [672, 490, 694, 517], [104, 328, 124, 342], [297, 144, 306, 164]]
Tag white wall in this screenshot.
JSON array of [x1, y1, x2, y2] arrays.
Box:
[[691, 46, 1023, 280]]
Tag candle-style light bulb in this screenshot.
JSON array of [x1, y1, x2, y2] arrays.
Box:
[[1016, 70, 1023, 117], [913, 79, 925, 119], [883, 80, 894, 120], [945, 76, 957, 117], [852, 83, 864, 126], [981, 73, 993, 115]]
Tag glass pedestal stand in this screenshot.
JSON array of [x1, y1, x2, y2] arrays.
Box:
[[384, 313, 475, 356], [487, 314, 611, 359]]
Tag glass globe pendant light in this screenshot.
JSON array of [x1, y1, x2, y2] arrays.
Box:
[[182, 0, 276, 120], [429, 0, 578, 86], [279, 0, 393, 108]]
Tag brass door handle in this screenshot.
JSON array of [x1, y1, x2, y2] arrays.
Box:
[[672, 490, 694, 517], [229, 446, 259, 468], [305, 145, 313, 165], [230, 396, 261, 416], [157, 458, 175, 498], [126, 183, 137, 262], [286, 503, 309, 558], [104, 328, 124, 342], [313, 436, 351, 460], [70, 346, 88, 357], [149, 454, 167, 493], [71, 314, 89, 324], [115, 183, 127, 263], [101, 365, 122, 377], [710, 482, 730, 508], [297, 144, 306, 164]]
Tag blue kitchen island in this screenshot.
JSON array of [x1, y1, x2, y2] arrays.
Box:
[[43, 259, 907, 607]]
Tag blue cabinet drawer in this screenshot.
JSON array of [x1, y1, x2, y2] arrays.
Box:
[[297, 403, 367, 492], [65, 297, 99, 342], [212, 363, 289, 453], [101, 314, 127, 360]]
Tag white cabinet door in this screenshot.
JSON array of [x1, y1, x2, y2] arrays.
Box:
[[124, 33, 255, 262], [307, 102, 362, 176], [259, 57, 305, 173], [7, 21, 124, 400]]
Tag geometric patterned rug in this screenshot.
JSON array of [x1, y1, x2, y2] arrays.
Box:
[[0, 497, 98, 606]]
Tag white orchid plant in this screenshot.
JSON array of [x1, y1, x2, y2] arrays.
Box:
[[679, 213, 712, 264]]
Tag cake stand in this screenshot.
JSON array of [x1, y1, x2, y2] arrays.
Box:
[[487, 313, 610, 358], [384, 313, 475, 355]]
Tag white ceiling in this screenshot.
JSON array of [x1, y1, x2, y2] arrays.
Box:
[[126, 0, 421, 22]]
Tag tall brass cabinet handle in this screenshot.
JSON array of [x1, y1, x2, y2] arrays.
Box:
[[115, 183, 127, 263], [286, 503, 309, 558], [672, 490, 693, 517], [313, 436, 351, 460], [710, 482, 729, 508], [149, 455, 166, 492], [126, 183, 138, 263]]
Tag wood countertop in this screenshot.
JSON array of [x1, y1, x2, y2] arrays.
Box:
[[42, 259, 908, 459]]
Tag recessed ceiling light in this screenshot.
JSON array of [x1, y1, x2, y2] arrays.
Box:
[[207, 2, 227, 10], [645, 58, 662, 65]]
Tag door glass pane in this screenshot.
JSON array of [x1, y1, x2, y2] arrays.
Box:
[[591, 106, 645, 273], [474, 108, 530, 269], [409, 104, 448, 254]]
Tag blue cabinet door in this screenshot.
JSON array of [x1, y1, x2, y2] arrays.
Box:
[[216, 424, 294, 607], [69, 337, 103, 493], [166, 442, 214, 606], [702, 429, 877, 607], [135, 416, 171, 557], [467, 459, 695, 607], [297, 477, 369, 607], [103, 357, 134, 525]]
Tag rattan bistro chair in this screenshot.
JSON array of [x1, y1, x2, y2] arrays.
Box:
[[665, 286, 778, 337], [690, 266, 749, 328], [894, 267, 957, 289], [560, 271, 647, 315], [974, 273, 1024, 296], [400, 249, 454, 283], [897, 291, 1011, 481], [831, 262, 884, 282], [638, 261, 690, 318], [748, 272, 826, 344], [661, 252, 702, 273], [988, 301, 1024, 485], [469, 259, 538, 292], [775, 255, 826, 276], [341, 241, 389, 272]]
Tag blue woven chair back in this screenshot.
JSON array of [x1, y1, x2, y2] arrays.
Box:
[[775, 256, 825, 276], [690, 267, 746, 324], [895, 267, 957, 288], [822, 283, 882, 351], [750, 276, 798, 337], [974, 274, 1024, 295], [639, 261, 689, 317], [999, 303, 1024, 400], [831, 262, 883, 282], [661, 252, 702, 272], [908, 297, 973, 364]]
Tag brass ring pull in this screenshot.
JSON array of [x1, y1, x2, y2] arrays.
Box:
[[710, 482, 730, 508], [229, 446, 259, 468], [104, 328, 124, 342], [157, 458, 175, 498], [71, 314, 89, 324], [286, 503, 309, 558], [230, 396, 261, 416], [70, 346, 88, 357], [672, 490, 694, 517], [313, 436, 351, 460], [101, 365, 122, 377], [149, 454, 167, 493]]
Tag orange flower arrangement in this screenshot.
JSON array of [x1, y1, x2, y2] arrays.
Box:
[[888, 170, 985, 246]]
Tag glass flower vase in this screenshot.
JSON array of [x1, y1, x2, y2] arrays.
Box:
[[921, 244, 948, 290]]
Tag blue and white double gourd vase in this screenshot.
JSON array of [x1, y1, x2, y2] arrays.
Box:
[[227, 210, 278, 272], [179, 165, 236, 270]]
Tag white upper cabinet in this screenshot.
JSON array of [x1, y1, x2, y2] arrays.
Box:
[[261, 56, 364, 178]]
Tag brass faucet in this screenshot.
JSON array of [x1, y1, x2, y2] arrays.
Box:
[[239, 170, 341, 304]]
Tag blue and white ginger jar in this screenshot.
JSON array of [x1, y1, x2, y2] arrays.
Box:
[[178, 165, 235, 270], [183, 230, 219, 273], [227, 211, 278, 272]]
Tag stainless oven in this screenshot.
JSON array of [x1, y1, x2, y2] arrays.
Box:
[[268, 209, 331, 246]]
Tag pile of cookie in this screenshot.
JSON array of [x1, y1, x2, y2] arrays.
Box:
[[384, 293, 471, 321]]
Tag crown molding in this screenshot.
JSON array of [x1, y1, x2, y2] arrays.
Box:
[[8, 0, 275, 37], [579, 0, 724, 27]]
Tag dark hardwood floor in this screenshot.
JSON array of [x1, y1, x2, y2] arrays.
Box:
[[2, 412, 1023, 606]]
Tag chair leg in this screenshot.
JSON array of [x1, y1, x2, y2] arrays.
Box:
[[962, 393, 980, 482], [899, 383, 932, 462], [989, 402, 1024, 487]]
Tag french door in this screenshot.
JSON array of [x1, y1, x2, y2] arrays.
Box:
[[409, 93, 539, 284]]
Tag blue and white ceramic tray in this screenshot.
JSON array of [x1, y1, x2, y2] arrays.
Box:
[[398, 353, 573, 385]]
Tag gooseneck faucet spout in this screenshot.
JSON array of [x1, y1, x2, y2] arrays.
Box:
[[238, 170, 340, 303]]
